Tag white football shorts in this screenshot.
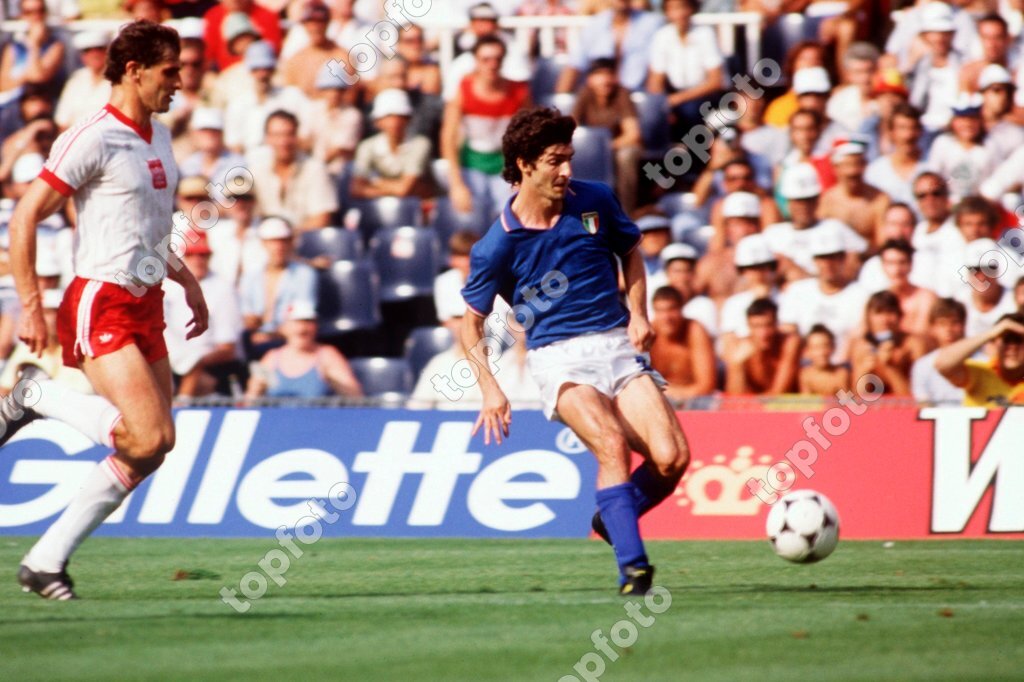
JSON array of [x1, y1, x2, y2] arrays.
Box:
[[526, 327, 666, 421]]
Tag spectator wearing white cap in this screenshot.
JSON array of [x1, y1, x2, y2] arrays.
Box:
[[695, 156, 781, 249], [648, 243, 719, 338], [864, 103, 927, 206], [163, 233, 244, 397], [636, 215, 673, 277], [958, 14, 1015, 95], [777, 109, 833, 199], [908, 2, 965, 133], [0, 288, 92, 398], [783, 67, 849, 159], [766, 162, 867, 283], [280, 2, 347, 98], [53, 30, 110, 130], [977, 64, 1024, 156], [350, 89, 433, 200], [955, 238, 1020, 338], [882, 0, 978, 75], [819, 137, 888, 243], [239, 216, 319, 351], [0, 116, 55, 191], [926, 93, 996, 202], [778, 222, 869, 362], [249, 109, 338, 230], [203, 0, 283, 72], [309, 63, 364, 177], [719, 233, 782, 355], [246, 300, 363, 400], [224, 41, 312, 155], [178, 108, 247, 191], [695, 191, 761, 301]]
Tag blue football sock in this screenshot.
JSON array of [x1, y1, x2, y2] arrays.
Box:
[[631, 464, 679, 517], [595, 482, 648, 581]]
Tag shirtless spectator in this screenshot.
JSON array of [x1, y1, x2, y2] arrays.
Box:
[[280, 3, 347, 97], [799, 324, 851, 395], [850, 290, 926, 396], [724, 298, 800, 395], [873, 239, 936, 335], [819, 138, 888, 243], [650, 244, 719, 339], [649, 286, 716, 401], [958, 14, 1011, 95]]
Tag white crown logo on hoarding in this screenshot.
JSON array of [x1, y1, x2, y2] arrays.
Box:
[[674, 446, 774, 516]]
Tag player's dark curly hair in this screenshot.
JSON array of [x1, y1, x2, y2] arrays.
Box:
[[104, 20, 181, 84], [501, 107, 577, 185]]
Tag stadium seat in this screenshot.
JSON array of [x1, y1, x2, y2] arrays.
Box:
[[349, 357, 414, 399], [571, 126, 614, 186], [529, 54, 569, 101], [432, 158, 451, 193], [538, 92, 576, 115], [316, 259, 382, 335], [631, 91, 672, 153], [349, 196, 423, 241], [369, 226, 442, 302], [428, 197, 490, 255], [296, 226, 363, 263], [404, 325, 455, 379]]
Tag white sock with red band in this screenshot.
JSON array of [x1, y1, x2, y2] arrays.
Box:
[[23, 456, 132, 573], [30, 380, 122, 448]]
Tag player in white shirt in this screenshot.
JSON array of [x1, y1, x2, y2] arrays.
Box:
[[6, 21, 209, 600]]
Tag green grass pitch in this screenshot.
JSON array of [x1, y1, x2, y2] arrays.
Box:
[[1, 538, 1022, 681]]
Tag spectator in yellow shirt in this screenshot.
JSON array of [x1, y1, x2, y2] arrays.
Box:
[[935, 313, 1024, 407]]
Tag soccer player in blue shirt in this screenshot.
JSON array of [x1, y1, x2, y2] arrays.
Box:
[[461, 108, 691, 595]]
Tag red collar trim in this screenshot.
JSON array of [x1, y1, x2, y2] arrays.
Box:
[[103, 103, 152, 144]]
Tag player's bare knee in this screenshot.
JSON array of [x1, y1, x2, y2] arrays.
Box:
[[652, 442, 689, 479]]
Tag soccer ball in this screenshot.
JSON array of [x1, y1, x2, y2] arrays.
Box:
[[766, 489, 840, 563]]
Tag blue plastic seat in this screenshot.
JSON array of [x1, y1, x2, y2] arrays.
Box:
[[316, 259, 382, 334], [369, 226, 442, 303], [571, 126, 615, 186], [404, 325, 455, 379], [296, 226, 363, 263], [349, 357, 414, 399]]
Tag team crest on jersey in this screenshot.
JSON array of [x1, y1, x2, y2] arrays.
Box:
[[147, 159, 167, 189], [581, 212, 599, 234]]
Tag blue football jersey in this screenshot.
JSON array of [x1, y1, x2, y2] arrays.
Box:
[[461, 179, 641, 350]]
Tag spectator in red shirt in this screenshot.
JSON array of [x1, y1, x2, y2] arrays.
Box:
[[204, 0, 283, 71]]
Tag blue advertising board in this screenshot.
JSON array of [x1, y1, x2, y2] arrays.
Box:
[[0, 409, 599, 538]]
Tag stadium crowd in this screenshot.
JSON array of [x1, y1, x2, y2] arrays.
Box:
[[0, 0, 1023, 407]]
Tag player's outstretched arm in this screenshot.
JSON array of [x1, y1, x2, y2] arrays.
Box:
[[462, 311, 511, 445], [166, 257, 209, 340], [10, 178, 67, 356]]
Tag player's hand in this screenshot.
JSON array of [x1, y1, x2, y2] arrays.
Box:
[[628, 314, 654, 353], [451, 183, 474, 215], [18, 306, 48, 358], [183, 279, 209, 340], [473, 390, 511, 445]]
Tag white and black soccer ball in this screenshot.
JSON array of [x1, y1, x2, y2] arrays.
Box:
[[766, 489, 840, 563]]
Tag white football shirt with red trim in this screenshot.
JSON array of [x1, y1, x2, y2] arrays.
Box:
[[40, 103, 179, 285]]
